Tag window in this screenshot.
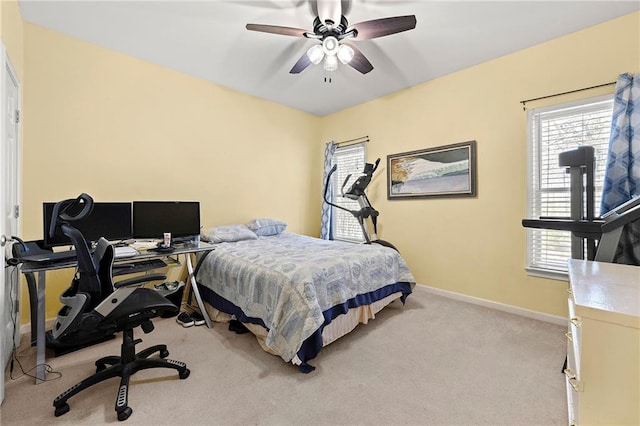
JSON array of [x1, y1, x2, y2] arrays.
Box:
[[526, 95, 613, 276], [331, 143, 366, 242]]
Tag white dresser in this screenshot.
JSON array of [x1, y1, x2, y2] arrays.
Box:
[[566, 259, 640, 425]]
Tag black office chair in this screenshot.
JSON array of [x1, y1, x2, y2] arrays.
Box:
[[49, 194, 190, 421]]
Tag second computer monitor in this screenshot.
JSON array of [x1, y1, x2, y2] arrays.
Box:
[[132, 201, 200, 240]]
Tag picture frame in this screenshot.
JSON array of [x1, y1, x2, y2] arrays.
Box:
[[387, 140, 477, 199]]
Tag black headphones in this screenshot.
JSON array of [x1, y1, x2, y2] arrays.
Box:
[[6, 236, 25, 266]]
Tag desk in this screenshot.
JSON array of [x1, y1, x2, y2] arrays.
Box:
[[20, 241, 215, 384]]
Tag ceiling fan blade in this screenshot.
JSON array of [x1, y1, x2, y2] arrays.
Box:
[[246, 23, 309, 37], [290, 52, 313, 74], [343, 43, 373, 74], [350, 15, 417, 40]]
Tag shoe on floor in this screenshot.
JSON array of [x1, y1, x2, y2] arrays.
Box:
[[176, 312, 194, 328], [191, 311, 206, 326]]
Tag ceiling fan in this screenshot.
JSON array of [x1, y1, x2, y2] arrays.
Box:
[[245, 0, 417, 76]]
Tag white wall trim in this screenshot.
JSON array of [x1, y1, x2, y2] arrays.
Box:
[[415, 284, 567, 326], [20, 318, 56, 337], [18, 284, 568, 336]]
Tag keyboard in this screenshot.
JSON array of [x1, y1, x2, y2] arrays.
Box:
[[21, 249, 77, 263], [113, 258, 168, 276], [23, 245, 138, 263]]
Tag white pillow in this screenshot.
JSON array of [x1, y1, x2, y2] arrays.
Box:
[[202, 224, 258, 243], [246, 218, 287, 236]]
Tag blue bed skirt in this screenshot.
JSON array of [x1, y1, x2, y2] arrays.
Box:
[[197, 282, 413, 372]]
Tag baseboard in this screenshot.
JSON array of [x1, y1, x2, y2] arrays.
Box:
[[414, 284, 567, 326], [18, 285, 566, 336], [20, 318, 56, 337]]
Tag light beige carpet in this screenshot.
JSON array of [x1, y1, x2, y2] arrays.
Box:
[[1, 287, 567, 425]]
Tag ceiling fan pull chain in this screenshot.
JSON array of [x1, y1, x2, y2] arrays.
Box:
[[324, 68, 333, 83]]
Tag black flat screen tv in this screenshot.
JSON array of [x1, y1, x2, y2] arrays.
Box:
[[43, 202, 132, 248], [132, 201, 200, 240]]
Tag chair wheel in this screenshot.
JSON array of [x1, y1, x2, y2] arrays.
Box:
[[179, 368, 190, 379], [54, 403, 70, 417], [160, 349, 169, 358], [118, 407, 133, 421]]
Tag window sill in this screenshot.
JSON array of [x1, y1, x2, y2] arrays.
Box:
[[525, 267, 569, 282], [333, 237, 365, 244]]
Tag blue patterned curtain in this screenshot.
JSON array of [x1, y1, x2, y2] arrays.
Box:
[[601, 73, 640, 214], [320, 142, 337, 240]]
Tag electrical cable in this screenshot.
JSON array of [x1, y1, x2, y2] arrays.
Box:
[[6, 264, 62, 382]]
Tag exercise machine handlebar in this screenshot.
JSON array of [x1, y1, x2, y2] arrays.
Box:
[[323, 159, 383, 244], [323, 164, 359, 216]]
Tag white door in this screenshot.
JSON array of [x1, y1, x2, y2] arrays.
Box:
[[1, 46, 21, 405]]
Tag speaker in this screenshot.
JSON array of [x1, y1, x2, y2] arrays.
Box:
[[154, 282, 185, 318]]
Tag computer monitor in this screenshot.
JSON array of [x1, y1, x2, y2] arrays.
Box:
[[132, 201, 200, 240], [43, 202, 132, 248]]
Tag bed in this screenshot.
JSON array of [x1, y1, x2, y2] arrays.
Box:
[[194, 221, 415, 372]]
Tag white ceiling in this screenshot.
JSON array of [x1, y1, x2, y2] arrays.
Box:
[[18, 0, 640, 116]]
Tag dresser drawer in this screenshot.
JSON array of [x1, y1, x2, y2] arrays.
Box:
[[567, 259, 640, 425], [565, 374, 579, 426], [566, 297, 582, 381]]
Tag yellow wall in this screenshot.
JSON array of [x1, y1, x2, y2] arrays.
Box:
[[22, 24, 320, 320], [320, 12, 640, 317], [16, 11, 640, 323], [1, 0, 24, 79]]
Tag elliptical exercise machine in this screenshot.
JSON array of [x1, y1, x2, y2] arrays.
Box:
[[323, 158, 397, 251]]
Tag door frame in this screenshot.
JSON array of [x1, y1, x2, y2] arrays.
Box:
[[1, 42, 23, 404]]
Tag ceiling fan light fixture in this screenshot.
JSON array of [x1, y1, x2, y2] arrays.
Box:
[[323, 54, 338, 72], [337, 44, 354, 64], [307, 44, 325, 65], [322, 36, 339, 56]]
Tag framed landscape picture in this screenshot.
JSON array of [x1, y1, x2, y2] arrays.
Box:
[[387, 140, 477, 199]]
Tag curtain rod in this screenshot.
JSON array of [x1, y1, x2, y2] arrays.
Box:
[[520, 81, 616, 110], [330, 136, 369, 148]]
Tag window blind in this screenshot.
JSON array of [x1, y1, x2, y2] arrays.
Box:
[[527, 96, 613, 274], [332, 143, 366, 242]]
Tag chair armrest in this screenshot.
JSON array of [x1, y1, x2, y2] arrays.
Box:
[[114, 273, 167, 289]]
